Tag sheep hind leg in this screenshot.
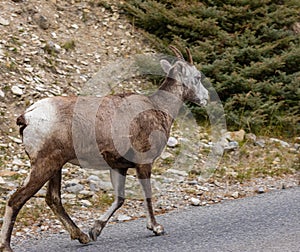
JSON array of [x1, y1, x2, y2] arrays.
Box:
[[89, 168, 127, 241], [0, 158, 61, 252], [45, 170, 90, 244]]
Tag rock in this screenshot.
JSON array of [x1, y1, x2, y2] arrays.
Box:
[[32, 14, 50, 30], [269, 138, 290, 148], [257, 187, 265, 194], [160, 151, 173, 160], [224, 129, 245, 142], [8, 136, 22, 144], [255, 139, 265, 148], [272, 157, 281, 165], [36, 188, 47, 197], [0, 177, 5, 184], [167, 136, 178, 147], [231, 191, 239, 199], [0, 89, 4, 98], [196, 185, 209, 192], [78, 190, 94, 199], [117, 214, 131, 222], [294, 137, 300, 144], [46, 41, 61, 53], [71, 24, 79, 29], [245, 133, 257, 143], [89, 180, 112, 192], [166, 168, 188, 177], [12, 157, 25, 166], [190, 197, 201, 206], [62, 193, 76, 200], [200, 142, 213, 149], [162, 177, 175, 183], [80, 199, 92, 207], [65, 183, 84, 194], [0, 17, 10, 26], [11, 85, 23, 96], [87, 175, 101, 182], [224, 141, 239, 151]]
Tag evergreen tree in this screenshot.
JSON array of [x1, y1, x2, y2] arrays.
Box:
[[122, 0, 300, 136]]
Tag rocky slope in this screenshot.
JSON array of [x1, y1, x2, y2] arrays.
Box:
[[0, 0, 299, 246]]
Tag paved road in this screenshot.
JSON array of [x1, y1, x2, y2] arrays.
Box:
[[13, 187, 300, 252]]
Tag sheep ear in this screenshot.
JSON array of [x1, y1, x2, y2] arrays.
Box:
[[160, 59, 172, 73]]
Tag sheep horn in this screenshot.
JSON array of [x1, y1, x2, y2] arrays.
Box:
[[185, 47, 193, 65], [169, 45, 184, 60]]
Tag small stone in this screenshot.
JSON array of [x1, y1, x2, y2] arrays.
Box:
[[11, 85, 23, 96], [12, 157, 25, 166], [167, 137, 178, 147], [62, 193, 76, 200], [245, 133, 256, 143], [71, 24, 79, 29], [257, 187, 265, 194], [80, 199, 92, 207], [224, 129, 245, 142], [196, 185, 209, 192], [294, 137, 300, 144], [0, 89, 4, 98], [46, 41, 61, 53], [269, 138, 290, 148], [272, 157, 281, 165], [65, 183, 84, 194], [166, 169, 188, 177], [87, 175, 101, 182], [79, 190, 94, 198], [190, 197, 201, 206], [0, 177, 5, 184], [229, 141, 239, 148], [231, 191, 239, 199], [117, 214, 131, 222], [8, 136, 22, 144], [255, 139, 265, 148], [33, 14, 50, 30], [36, 188, 47, 197], [160, 151, 173, 160], [0, 17, 10, 26], [162, 177, 175, 183]]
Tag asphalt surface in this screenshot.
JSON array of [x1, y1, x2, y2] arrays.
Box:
[[13, 186, 300, 252]]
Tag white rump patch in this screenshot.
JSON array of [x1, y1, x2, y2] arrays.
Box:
[[22, 98, 57, 156]]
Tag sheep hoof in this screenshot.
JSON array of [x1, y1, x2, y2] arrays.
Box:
[[89, 228, 101, 242], [153, 224, 165, 236], [78, 233, 91, 244]]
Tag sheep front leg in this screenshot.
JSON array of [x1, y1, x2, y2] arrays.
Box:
[[137, 164, 164, 236], [89, 168, 127, 241]]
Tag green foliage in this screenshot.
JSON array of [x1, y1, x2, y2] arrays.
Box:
[[122, 0, 300, 136], [61, 40, 76, 51]]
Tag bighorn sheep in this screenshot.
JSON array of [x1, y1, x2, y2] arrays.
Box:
[[0, 46, 209, 252]]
